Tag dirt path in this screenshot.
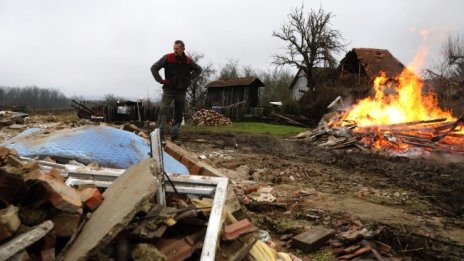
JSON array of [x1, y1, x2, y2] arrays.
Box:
[[180, 131, 464, 260]]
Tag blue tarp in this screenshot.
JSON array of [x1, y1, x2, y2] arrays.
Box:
[[1, 126, 188, 174]]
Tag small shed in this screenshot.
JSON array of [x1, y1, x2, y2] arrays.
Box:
[[339, 48, 405, 82], [205, 77, 265, 108]]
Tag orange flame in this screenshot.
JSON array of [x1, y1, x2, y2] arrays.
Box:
[[345, 47, 454, 127]]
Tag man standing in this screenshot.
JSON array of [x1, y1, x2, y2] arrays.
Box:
[[151, 40, 202, 140]]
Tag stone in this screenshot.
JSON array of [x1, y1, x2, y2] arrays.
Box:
[[0, 205, 21, 233], [292, 227, 335, 252], [131, 243, 167, 261]]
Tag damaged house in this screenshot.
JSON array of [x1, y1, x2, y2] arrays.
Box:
[[289, 48, 406, 119], [338, 48, 405, 84]]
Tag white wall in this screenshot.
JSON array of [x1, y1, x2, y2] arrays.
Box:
[[291, 71, 308, 101]]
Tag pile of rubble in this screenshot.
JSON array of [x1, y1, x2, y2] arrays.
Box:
[[0, 111, 29, 128], [235, 184, 401, 260], [0, 139, 303, 260], [0, 146, 103, 260], [191, 109, 232, 126]]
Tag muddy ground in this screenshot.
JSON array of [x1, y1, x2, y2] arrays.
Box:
[[179, 131, 464, 260]]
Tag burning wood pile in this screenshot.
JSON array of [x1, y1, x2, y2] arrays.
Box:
[[297, 65, 464, 156], [190, 109, 232, 126]]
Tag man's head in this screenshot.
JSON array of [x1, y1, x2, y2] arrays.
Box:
[[173, 40, 185, 56]]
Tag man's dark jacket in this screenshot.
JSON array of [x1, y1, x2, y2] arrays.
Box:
[[151, 53, 202, 93]]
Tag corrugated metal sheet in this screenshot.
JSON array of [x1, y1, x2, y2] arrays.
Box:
[[205, 77, 265, 88]]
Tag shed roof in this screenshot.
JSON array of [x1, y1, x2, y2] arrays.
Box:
[[340, 48, 405, 79], [206, 77, 265, 88]]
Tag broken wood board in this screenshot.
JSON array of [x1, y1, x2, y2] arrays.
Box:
[[0, 220, 54, 260], [62, 158, 160, 261]]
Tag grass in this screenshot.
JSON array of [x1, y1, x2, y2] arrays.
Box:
[[183, 122, 308, 137], [308, 248, 336, 261]]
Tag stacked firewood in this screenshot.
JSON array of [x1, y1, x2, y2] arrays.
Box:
[[191, 109, 232, 126]]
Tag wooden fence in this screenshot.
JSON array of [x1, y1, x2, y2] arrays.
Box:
[[104, 105, 267, 122]]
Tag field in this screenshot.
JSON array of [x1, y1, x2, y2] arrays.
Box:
[[177, 124, 464, 260]]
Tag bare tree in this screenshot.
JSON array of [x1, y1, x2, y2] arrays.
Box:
[[443, 32, 464, 77], [259, 69, 293, 104], [272, 5, 347, 91], [187, 51, 215, 109], [218, 59, 239, 80]]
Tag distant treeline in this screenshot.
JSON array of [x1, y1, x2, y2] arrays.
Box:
[[0, 86, 70, 109]]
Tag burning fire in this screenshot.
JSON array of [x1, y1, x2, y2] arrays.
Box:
[[335, 47, 464, 154], [344, 47, 454, 127]]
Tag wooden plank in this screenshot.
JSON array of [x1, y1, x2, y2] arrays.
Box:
[[0, 220, 53, 260], [62, 158, 160, 261], [165, 141, 228, 178]]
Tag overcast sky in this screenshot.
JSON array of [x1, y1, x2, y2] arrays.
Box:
[[1, 0, 463, 100]]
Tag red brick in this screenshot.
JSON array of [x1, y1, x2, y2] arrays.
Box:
[[338, 246, 371, 260], [48, 168, 65, 183], [180, 156, 193, 168], [222, 219, 258, 241], [165, 146, 182, 161], [80, 187, 103, 211], [189, 164, 203, 175], [0, 146, 9, 160], [23, 161, 41, 172], [26, 169, 82, 213]]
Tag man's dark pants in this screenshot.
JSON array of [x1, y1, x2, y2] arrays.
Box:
[[157, 90, 186, 139]]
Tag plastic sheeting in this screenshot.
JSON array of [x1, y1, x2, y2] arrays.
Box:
[[2, 126, 188, 175]]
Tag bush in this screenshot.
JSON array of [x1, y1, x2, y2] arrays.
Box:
[[281, 99, 301, 115]]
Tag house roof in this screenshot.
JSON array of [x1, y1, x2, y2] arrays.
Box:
[[205, 77, 265, 88], [340, 48, 405, 79]]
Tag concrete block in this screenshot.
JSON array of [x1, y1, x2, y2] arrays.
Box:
[[292, 227, 335, 253]]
